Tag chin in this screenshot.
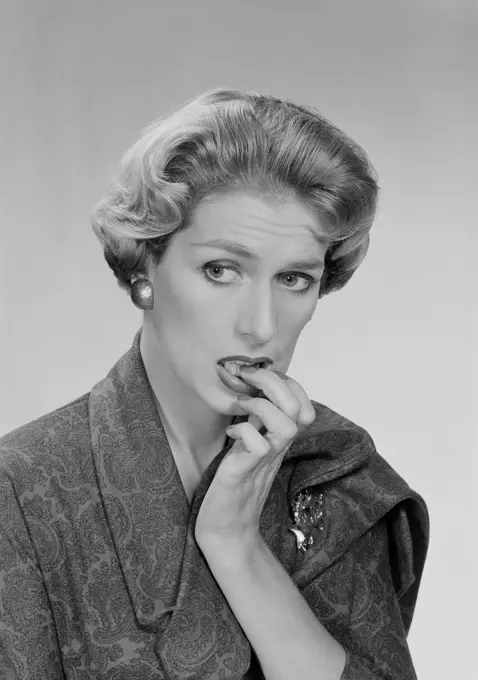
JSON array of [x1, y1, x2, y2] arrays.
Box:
[[216, 391, 244, 416]]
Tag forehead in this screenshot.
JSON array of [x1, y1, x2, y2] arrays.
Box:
[[186, 190, 330, 249]]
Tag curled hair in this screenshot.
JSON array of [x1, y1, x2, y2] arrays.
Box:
[[91, 87, 379, 298]]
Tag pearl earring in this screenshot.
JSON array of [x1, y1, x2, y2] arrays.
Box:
[[130, 279, 154, 310]]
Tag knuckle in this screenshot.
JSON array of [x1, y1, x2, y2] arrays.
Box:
[[284, 422, 299, 439], [302, 409, 316, 425], [287, 398, 302, 420]]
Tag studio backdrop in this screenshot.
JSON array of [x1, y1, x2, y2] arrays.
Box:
[[0, 2, 475, 679]]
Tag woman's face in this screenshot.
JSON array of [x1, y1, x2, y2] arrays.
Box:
[[145, 189, 330, 415]]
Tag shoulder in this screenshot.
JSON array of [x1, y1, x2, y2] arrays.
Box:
[[0, 392, 91, 495], [309, 399, 377, 449], [307, 398, 429, 524], [287, 399, 377, 471], [288, 399, 430, 578], [305, 400, 426, 501]]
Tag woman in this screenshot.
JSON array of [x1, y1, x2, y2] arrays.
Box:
[[0, 88, 429, 680]]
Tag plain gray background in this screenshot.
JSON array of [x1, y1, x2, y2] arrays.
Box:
[[0, 1, 475, 678]]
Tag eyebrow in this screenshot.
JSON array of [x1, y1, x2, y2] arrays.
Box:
[[192, 238, 326, 270]]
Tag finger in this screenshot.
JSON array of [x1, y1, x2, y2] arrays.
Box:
[[239, 367, 316, 428], [238, 367, 302, 423], [222, 422, 280, 486], [281, 378, 317, 428], [236, 397, 299, 442], [226, 421, 270, 457]]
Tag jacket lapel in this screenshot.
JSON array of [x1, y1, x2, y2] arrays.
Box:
[[281, 408, 429, 630], [89, 330, 254, 678], [88, 329, 191, 633]]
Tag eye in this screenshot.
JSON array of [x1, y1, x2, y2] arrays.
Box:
[[201, 262, 318, 295], [204, 264, 235, 282]]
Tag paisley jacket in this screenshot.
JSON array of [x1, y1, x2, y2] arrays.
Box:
[[0, 329, 430, 679]]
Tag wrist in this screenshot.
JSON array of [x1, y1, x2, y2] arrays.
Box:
[[196, 530, 267, 566]]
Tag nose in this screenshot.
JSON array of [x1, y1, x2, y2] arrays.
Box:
[[235, 287, 276, 344]]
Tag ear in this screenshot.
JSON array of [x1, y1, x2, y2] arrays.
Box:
[[144, 251, 159, 281]]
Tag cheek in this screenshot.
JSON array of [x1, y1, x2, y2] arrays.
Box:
[[279, 318, 306, 354], [278, 308, 311, 335]]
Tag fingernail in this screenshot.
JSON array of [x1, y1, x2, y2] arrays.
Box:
[[239, 366, 257, 374]]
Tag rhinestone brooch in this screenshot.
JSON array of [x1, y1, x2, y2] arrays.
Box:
[[289, 487, 325, 553]]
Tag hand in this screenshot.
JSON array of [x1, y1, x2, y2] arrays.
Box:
[[195, 366, 316, 552]]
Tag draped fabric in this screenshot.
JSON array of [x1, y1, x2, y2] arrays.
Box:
[[0, 328, 429, 679]]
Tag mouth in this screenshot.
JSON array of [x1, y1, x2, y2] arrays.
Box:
[[217, 355, 274, 369], [216, 356, 274, 395]]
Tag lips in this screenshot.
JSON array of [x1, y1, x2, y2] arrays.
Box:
[[217, 355, 273, 368], [216, 355, 275, 395]]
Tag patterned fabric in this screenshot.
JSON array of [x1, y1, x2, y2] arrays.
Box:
[[0, 328, 430, 679]]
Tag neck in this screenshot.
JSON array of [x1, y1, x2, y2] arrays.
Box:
[[139, 325, 232, 469]]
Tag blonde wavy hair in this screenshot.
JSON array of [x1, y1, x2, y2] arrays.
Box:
[[91, 88, 379, 299]]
